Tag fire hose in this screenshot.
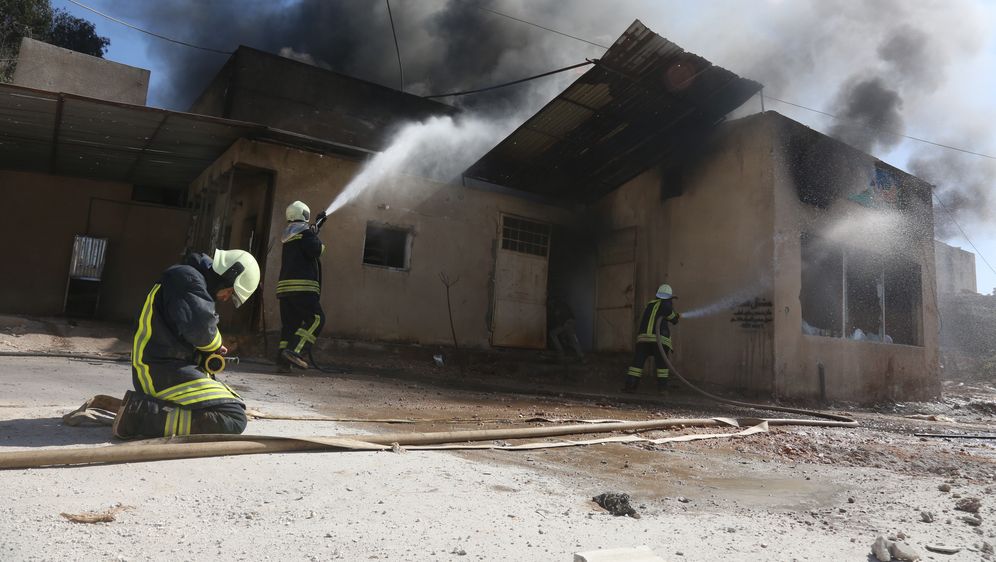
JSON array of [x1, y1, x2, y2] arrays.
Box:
[[0, 318, 855, 469]]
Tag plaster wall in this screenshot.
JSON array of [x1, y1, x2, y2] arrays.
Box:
[[191, 140, 570, 347], [594, 114, 777, 393], [12, 38, 149, 105], [769, 114, 940, 402], [934, 240, 977, 295]]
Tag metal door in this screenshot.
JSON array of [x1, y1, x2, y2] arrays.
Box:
[[491, 215, 550, 348], [595, 227, 636, 351]]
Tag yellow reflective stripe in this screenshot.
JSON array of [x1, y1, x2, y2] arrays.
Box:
[[321, 244, 326, 256], [196, 328, 222, 352], [667, 311, 678, 321], [278, 340, 288, 349], [164, 409, 177, 437], [276, 279, 319, 286], [627, 367, 643, 377], [294, 314, 321, 353], [132, 284, 161, 395], [656, 369, 669, 378], [643, 300, 662, 337], [277, 287, 321, 294], [177, 409, 192, 436], [285, 234, 303, 242], [155, 378, 223, 400], [173, 390, 240, 406]]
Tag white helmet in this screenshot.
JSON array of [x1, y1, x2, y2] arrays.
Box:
[[656, 283, 674, 299], [286, 200, 310, 222], [212, 249, 260, 308]]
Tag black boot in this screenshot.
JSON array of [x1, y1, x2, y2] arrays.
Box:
[[281, 348, 309, 369], [656, 377, 669, 394], [112, 390, 167, 440], [621, 376, 640, 394]]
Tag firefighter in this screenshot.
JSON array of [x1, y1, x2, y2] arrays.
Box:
[[623, 283, 680, 394], [112, 249, 261, 440], [276, 200, 328, 372]]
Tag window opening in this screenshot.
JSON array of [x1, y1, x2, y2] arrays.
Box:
[[501, 216, 550, 257], [363, 223, 411, 269]]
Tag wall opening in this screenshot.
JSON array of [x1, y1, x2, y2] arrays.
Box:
[[800, 233, 923, 346], [363, 223, 412, 270]]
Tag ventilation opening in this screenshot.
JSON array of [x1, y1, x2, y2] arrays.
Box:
[[363, 223, 411, 269], [501, 216, 550, 257]]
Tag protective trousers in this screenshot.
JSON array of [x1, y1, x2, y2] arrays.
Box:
[[120, 392, 247, 438], [279, 293, 326, 357]]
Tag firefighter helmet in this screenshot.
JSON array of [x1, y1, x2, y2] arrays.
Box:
[[285, 200, 311, 222], [212, 249, 260, 308], [656, 283, 674, 299]]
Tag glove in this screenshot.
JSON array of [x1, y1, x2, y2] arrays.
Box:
[[314, 211, 328, 231]]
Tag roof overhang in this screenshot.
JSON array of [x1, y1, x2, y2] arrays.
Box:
[[463, 20, 762, 201], [0, 83, 372, 189]]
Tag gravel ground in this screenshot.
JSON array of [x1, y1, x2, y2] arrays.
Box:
[[1, 354, 994, 561]]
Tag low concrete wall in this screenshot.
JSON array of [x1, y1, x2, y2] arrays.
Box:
[[12, 38, 149, 105]]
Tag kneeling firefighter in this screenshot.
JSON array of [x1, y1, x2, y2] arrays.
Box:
[[623, 283, 681, 394], [112, 249, 260, 440], [276, 200, 328, 372]]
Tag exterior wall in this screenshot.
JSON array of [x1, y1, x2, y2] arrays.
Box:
[[188, 47, 454, 150], [0, 171, 189, 320], [12, 38, 149, 105], [190, 140, 570, 347], [934, 240, 977, 294], [594, 114, 777, 393], [769, 113, 940, 402]]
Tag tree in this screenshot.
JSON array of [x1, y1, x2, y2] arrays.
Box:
[[1, 0, 109, 81]]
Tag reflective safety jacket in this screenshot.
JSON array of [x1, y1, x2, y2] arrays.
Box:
[[635, 298, 680, 348], [131, 254, 242, 409], [277, 222, 324, 297]]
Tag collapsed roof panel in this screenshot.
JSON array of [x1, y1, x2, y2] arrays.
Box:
[[464, 20, 762, 201]]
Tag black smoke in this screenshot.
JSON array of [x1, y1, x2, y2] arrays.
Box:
[[828, 77, 904, 153], [909, 152, 996, 239]]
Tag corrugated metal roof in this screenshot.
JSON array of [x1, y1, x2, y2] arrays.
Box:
[[0, 83, 371, 188], [464, 20, 762, 201]]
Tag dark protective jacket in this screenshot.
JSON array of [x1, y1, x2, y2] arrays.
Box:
[[635, 298, 680, 348], [277, 223, 325, 297], [130, 253, 242, 409]]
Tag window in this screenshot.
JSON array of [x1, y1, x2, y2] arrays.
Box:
[[363, 223, 411, 269], [800, 234, 922, 346], [132, 185, 186, 207], [501, 216, 550, 257]]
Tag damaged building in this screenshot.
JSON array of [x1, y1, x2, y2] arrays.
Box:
[[0, 21, 941, 403]]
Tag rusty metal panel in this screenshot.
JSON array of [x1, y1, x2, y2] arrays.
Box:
[[68, 235, 108, 281], [595, 228, 636, 351], [491, 216, 550, 349]]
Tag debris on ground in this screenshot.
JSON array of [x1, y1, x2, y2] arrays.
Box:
[[954, 497, 981, 514], [871, 536, 892, 561], [939, 484, 952, 492], [920, 511, 936, 523], [592, 492, 641, 519], [889, 541, 923, 561], [905, 414, 955, 422], [60, 503, 132, 524], [959, 515, 983, 527], [925, 544, 961, 555]]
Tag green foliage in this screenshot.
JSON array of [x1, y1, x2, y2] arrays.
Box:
[[0, 0, 109, 81]]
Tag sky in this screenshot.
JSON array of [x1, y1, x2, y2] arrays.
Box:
[[53, 0, 996, 294]]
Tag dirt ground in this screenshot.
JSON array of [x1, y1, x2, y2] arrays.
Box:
[[0, 316, 994, 561]]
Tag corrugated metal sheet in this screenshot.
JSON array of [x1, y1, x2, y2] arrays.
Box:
[[464, 20, 762, 201], [68, 235, 107, 281], [0, 84, 372, 189]]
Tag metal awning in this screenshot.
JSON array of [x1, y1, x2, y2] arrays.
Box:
[[0, 83, 371, 188], [464, 20, 762, 201]]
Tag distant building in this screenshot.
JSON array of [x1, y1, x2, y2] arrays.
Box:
[[934, 241, 977, 294]]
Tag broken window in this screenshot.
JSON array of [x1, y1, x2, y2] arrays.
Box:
[[501, 216, 550, 257], [799, 234, 922, 346], [363, 223, 411, 269]]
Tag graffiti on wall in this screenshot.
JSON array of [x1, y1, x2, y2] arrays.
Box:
[[730, 297, 773, 329]]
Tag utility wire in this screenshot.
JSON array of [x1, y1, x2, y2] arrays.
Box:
[[385, 0, 404, 92], [473, 5, 609, 50], [64, 0, 233, 55], [932, 193, 996, 277], [423, 60, 592, 99]]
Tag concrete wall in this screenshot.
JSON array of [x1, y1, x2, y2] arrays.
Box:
[[188, 47, 454, 151], [190, 140, 571, 347], [934, 240, 977, 294], [12, 38, 149, 105], [769, 113, 940, 402], [593, 114, 777, 393], [0, 170, 189, 321]]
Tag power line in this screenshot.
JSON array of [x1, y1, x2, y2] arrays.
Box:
[[932, 193, 996, 277], [385, 0, 404, 92], [64, 0, 233, 55], [423, 60, 593, 99], [473, 5, 609, 50], [765, 95, 996, 161]]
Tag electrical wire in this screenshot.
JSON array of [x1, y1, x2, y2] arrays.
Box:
[[385, 0, 404, 92], [423, 60, 592, 99], [932, 193, 996, 277], [473, 5, 609, 50], [64, 0, 233, 55]]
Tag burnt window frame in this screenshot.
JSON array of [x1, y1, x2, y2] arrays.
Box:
[[362, 222, 413, 271], [500, 214, 551, 258]]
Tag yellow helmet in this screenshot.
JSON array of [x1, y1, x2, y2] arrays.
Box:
[[656, 283, 673, 299], [212, 249, 260, 308], [286, 200, 311, 222]]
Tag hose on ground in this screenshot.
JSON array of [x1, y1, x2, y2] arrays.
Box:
[[654, 316, 857, 427]]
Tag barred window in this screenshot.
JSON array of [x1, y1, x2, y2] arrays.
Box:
[[501, 216, 550, 257]]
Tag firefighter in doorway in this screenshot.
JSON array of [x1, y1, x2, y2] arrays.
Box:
[[276, 200, 328, 372], [623, 283, 680, 394], [112, 249, 260, 439]]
